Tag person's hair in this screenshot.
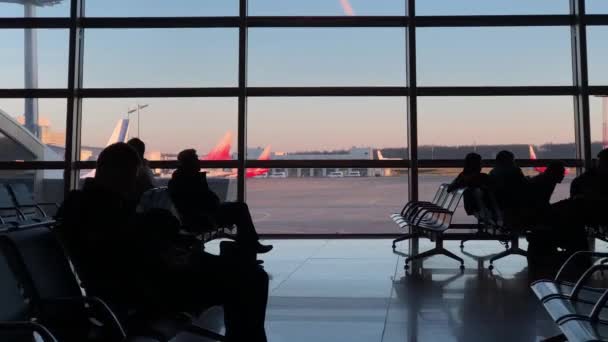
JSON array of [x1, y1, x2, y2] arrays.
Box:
[[496, 150, 515, 166], [598, 148, 608, 163], [177, 149, 198, 165], [463, 152, 482, 174], [96, 143, 141, 181], [545, 160, 566, 178], [127, 138, 146, 159]]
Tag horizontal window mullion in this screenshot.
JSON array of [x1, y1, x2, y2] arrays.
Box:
[[589, 86, 608, 95], [416, 15, 573, 27], [78, 88, 239, 98], [0, 161, 66, 170], [0, 89, 70, 98], [247, 87, 408, 97], [419, 159, 583, 168], [81, 17, 240, 29], [0, 17, 71, 29], [586, 15, 608, 26], [74, 160, 239, 170], [247, 16, 407, 28], [418, 86, 577, 96]]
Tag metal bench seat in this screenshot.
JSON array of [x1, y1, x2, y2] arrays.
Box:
[[559, 316, 608, 342]]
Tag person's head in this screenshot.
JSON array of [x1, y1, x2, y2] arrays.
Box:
[[463, 152, 482, 175], [544, 161, 566, 184], [95, 143, 141, 197], [127, 138, 146, 160], [598, 148, 608, 175], [177, 149, 200, 173], [496, 150, 515, 168]]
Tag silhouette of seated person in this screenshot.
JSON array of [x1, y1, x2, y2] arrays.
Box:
[[448, 152, 490, 216], [571, 148, 608, 200], [127, 137, 156, 200], [448, 152, 489, 193], [56, 143, 269, 342], [168, 149, 273, 254], [488, 150, 528, 219], [527, 161, 565, 213]]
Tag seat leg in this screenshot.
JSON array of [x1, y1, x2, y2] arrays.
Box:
[[405, 247, 440, 268], [183, 324, 227, 341], [437, 247, 465, 269], [460, 239, 469, 249], [489, 238, 527, 269], [541, 333, 567, 342], [392, 234, 414, 248]]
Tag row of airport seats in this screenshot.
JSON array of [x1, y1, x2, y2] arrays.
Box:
[[391, 184, 526, 270], [138, 187, 236, 241], [0, 183, 57, 228], [532, 251, 608, 342], [0, 222, 227, 341], [391, 184, 467, 269]]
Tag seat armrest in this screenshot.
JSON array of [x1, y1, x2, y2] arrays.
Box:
[[555, 251, 608, 282], [0, 321, 58, 342], [43, 296, 126, 340], [569, 264, 608, 300]]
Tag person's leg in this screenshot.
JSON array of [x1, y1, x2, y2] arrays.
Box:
[[184, 252, 269, 342], [215, 202, 272, 253]]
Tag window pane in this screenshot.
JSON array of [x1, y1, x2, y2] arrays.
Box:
[[247, 97, 407, 158], [417, 0, 568, 15], [83, 29, 238, 88], [85, 0, 237, 17], [0, 99, 66, 161], [81, 98, 237, 161], [0, 29, 69, 88], [248, 28, 406, 87], [590, 95, 608, 156], [0, 170, 64, 211], [587, 0, 608, 13], [249, 0, 404, 16], [587, 27, 608, 86], [418, 96, 576, 159], [247, 169, 408, 234], [0, 1, 69, 17], [417, 27, 572, 86]]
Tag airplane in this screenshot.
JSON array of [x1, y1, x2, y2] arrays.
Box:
[[202, 131, 271, 179], [528, 145, 570, 175], [81, 119, 131, 178]]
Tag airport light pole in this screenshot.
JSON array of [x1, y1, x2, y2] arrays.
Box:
[[128, 103, 149, 138], [597, 95, 608, 150], [2, 0, 65, 138]]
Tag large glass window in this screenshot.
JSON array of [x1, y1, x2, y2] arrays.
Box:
[[248, 0, 405, 16], [81, 98, 237, 161], [0, 29, 69, 89], [247, 169, 408, 234], [590, 95, 608, 156], [417, 27, 572, 86], [587, 27, 608, 86], [417, 96, 576, 159], [417, 0, 569, 16], [0, 2, 69, 17], [83, 29, 238, 88], [248, 28, 406, 87], [85, 0, 238, 17], [247, 97, 407, 158], [587, 0, 608, 14]]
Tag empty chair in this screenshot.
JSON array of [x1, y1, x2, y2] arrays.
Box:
[[0, 185, 25, 226], [0, 236, 58, 342], [6, 183, 57, 221]]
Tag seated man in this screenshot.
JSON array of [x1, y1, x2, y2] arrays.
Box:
[[127, 137, 156, 200], [56, 143, 269, 342], [571, 148, 608, 200], [488, 150, 528, 213], [448, 152, 489, 193], [527, 161, 565, 211], [168, 149, 273, 254]]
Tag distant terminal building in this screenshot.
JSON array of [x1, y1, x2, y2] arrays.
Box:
[[246, 147, 374, 177]]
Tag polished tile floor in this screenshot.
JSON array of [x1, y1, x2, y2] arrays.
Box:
[[180, 238, 608, 342]]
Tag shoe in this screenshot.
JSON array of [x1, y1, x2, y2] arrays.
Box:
[[256, 242, 273, 254]]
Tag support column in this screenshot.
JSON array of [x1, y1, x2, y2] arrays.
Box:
[[237, 0, 248, 202], [571, 0, 592, 171], [24, 4, 39, 138]]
